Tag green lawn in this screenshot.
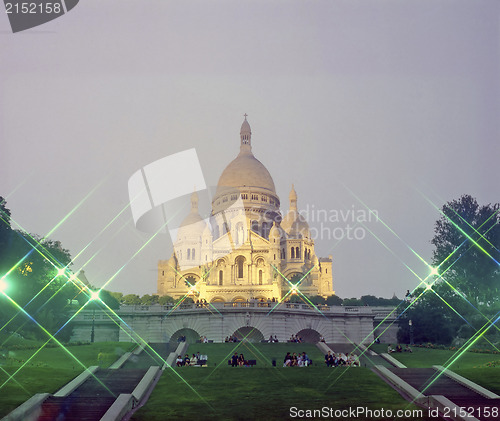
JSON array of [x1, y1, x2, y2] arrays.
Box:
[[0, 341, 135, 417], [454, 368, 500, 395], [370, 343, 499, 370], [132, 343, 433, 421]]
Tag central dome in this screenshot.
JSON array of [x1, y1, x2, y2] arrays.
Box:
[[216, 153, 276, 194], [215, 117, 276, 195]]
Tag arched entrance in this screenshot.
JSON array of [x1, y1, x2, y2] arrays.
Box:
[[295, 328, 321, 343], [232, 326, 264, 343], [170, 328, 200, 346], [211, 296, 225, 303]]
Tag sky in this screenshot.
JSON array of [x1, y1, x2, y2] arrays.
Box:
[[1, 0, 499, 300]]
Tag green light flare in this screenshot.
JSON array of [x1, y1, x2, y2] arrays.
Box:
[[0, 293, 112, 395], [0, 277, 7, 293]]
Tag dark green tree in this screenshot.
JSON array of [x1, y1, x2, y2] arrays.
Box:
[[431, 195, 500, 307], [121, 294, 141, 305], [158, 295, 175, 305], [325, 294, 343, 306]]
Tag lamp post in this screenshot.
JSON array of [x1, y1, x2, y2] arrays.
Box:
[[91, 307, 95, 343], [409, 319, 414, 345], [90, 290, 99, 343]]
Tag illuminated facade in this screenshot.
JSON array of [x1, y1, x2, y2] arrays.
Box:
[[157, 117, 334, 302]]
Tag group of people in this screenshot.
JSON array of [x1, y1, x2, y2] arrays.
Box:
[[283, 351, 311, 367], [230, 352, 248, 367], [288, 334, 303, 343], [195, 299, 208, 306], [224, 335, 240, 343], [268, 335, 279, 342], [388, 344, 412, 353], [176, 351, 207, 367], [198, 336, 209, 343], [324, 350, 360, 367]]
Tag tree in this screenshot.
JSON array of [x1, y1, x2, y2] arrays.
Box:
[[140, 294, 159, 305], [342, 298, 363, 306], [398, 195, 500, 345], [158, 295, 175, 305], [0, 197, 12, 274], [1, 229, 79, 340], [432, 195, 500, 307], [121, 294, 141, 305], [325, 295, 343, 306], [397, 285, 463, 345]]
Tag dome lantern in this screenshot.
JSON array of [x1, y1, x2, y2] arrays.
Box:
[[240, 114, 252, 153]]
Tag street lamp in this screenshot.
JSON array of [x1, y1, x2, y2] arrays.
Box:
[[90, 290, 100, 343], [409, 319, 414, 345]]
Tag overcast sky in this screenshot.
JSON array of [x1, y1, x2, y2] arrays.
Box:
[[1, 0, 498, 299]]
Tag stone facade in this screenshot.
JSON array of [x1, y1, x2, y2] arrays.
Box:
[[157, 117, 334, 302]]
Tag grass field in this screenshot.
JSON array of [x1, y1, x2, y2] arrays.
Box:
[[0, 341, 135, 417], [454, 368, 500, 394], [131, 343, 433, 421], [370, 343, 499, 369]]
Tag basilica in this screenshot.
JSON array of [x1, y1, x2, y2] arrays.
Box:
[[157, 117, 334, 302]]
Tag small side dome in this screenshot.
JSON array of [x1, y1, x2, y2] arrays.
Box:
[[270, 222, 280, 239], [176, 191, 206, 241]]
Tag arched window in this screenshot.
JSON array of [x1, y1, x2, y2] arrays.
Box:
[[291, 247, 295, 259], [262, 222, 269, 239], [219, 270, 223, 286], [295, 247, 300, 259], [192, 248, 195, 260], [251, 220, 259, 233], [236, 222, 244, 244], [274, 254, 276, 260], [281, 248, 285, 259], [259, 270, 263, 285], [187, 249, 191, 260], [236, 256, 245, 278]]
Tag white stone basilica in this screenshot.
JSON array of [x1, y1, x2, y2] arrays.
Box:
[[157, 117, 334, 302]]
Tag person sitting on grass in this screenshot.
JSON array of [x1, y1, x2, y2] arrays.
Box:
[[302, 352, 311, 366], [284, 352, 292, 367], [387, 344, 395, 353], [405, 344, 412, 353], [190, 353, 198, 366], [325, 351, 333, 367], [176, 355, 183, 367], [183, 354, 190, 366], [230, 352, 238, 367], [238, 353, 246, 367], [396, 344, 403, 353]]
